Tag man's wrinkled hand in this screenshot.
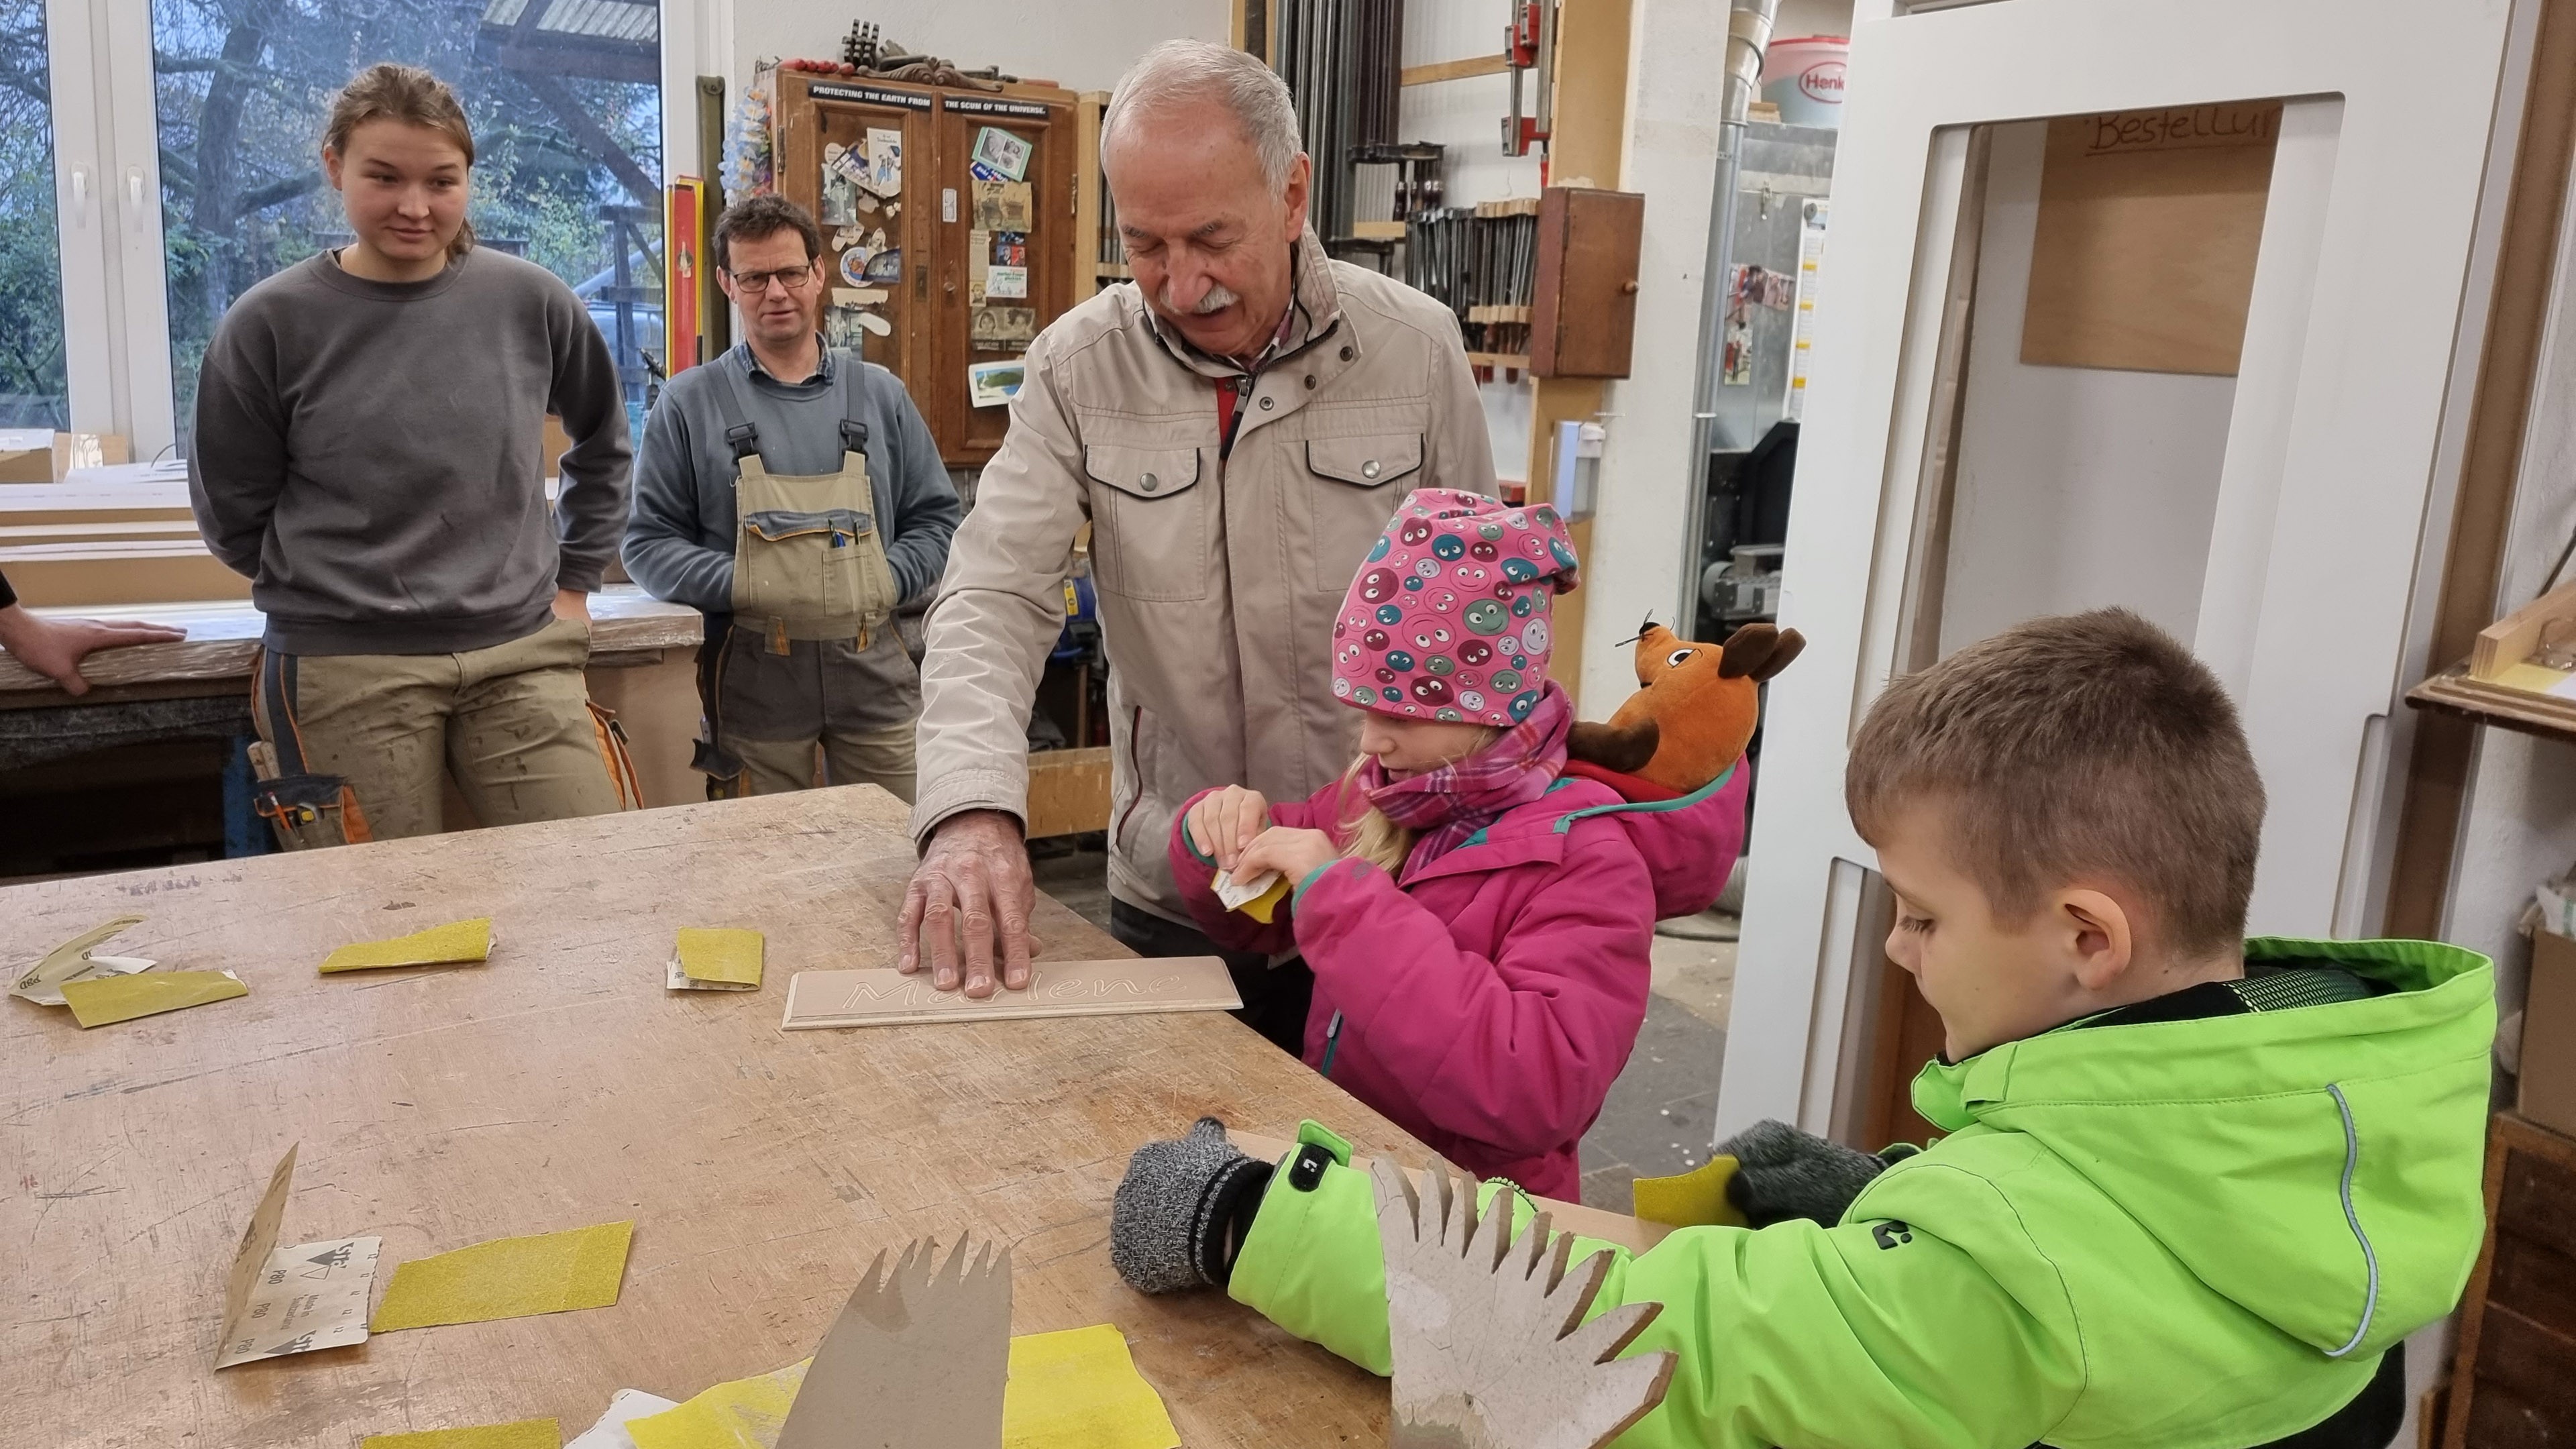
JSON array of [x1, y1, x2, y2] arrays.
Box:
[[898, 809, 1036, 999]]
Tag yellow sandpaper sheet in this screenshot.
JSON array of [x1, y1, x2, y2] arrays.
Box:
[[1630, 1154, 1746, 1229], [321, 918, 493, 974], [369, 1220, 633, 1332], [676, 928, 763, 987], [627, 1325, 1179, 1449], [60, 969, 245, 1028], [1002, 1324, 1181, 1449], [1237, 875, 1291, 924], [627, 1360, 808, 1449], [360, 1419, 559, 1449]]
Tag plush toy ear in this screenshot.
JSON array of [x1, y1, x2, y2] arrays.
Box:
[[1754, 628, 1806, 681], [1720, 626, 1805, 683], [1568, 718, 1661, 775], [1717, 624, 1782, 679]]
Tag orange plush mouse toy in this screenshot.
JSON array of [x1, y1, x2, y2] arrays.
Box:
[[1566, 619, 1805, 800]]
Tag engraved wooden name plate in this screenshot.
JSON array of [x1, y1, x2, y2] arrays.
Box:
[[781, 957, 1242, 1030]]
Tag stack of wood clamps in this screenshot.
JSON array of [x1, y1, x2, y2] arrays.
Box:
[[1273, 0, 1403, 244], [1405, 196, 1540, 359]]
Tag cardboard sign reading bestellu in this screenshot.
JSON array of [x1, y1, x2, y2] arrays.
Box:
[[782, 957, 1239, 1030]]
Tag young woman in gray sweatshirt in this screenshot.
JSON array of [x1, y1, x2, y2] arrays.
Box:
[[187, 64, 633, 843]]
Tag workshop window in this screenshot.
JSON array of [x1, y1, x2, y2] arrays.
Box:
[[0, 0, 69, 431], [148, 0, 667, 444]]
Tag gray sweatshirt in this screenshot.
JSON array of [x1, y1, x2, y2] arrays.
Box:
[[623, 343, 959, 612], [189, 249, 632, 655]]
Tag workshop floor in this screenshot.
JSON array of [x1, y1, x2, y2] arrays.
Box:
[[1030, 843, 1736, 1211]]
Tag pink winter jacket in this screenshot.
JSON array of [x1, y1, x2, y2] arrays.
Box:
[[1169, 763, 1752, 1200]]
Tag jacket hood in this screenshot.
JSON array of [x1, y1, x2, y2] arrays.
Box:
[[1556, 759, 1750, 920], [1910, 937, 2496, 1359], [1415, 763, 1750, 921]]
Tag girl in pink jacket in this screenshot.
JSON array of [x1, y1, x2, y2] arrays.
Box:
[[1170, 489, 1750, 1199]]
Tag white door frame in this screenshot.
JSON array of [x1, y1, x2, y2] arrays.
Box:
[[1718, 0, 2519, 1138]]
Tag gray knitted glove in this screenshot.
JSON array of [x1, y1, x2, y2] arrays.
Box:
[[1719, 1120, 1896, 1228], [1110, 1118, 1277, 1294]]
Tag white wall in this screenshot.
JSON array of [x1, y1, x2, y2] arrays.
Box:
[[1937, 121, 2237, 652], [1775, 0, 1855, 42], [723, 0, 1226, 96]]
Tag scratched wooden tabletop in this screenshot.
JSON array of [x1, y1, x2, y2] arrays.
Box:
[[1, 786, 1411, 1447]]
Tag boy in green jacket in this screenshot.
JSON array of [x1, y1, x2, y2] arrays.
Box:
[[1110, 608, 2494, 1449]]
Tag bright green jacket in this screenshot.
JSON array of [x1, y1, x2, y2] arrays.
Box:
[[1228, 938, 2495, 1449]]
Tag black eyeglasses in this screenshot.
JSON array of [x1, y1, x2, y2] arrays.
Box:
[[725, 265, 819, 295]]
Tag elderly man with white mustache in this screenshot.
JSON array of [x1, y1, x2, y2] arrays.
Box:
[[899, 39, 1495, 1051]]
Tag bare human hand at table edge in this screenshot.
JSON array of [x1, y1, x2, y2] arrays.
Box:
[[0, 604, 185, 697], [900, 809, 1036, 998], [549, 588, 592, 623], [1183, 785, 1271, 873]]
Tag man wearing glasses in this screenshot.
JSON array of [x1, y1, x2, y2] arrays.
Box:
[[625, 194, 959, 800]]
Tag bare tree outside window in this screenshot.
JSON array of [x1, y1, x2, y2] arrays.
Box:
[[0, 0, 68, 429], [152, 0, 665, 447]]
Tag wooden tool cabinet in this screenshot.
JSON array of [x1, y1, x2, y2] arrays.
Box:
[[2440, 1111, 2576, 1448], [772, 70, 1079, 468]]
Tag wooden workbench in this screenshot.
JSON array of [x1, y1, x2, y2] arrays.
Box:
[[0, 586, 703, 702], [1, 788, 1407, 1446]]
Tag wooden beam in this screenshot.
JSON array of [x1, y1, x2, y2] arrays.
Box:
[[1073, 93, 1108, 305], [2386, 0, 2576, 939], [1400, 54, 1510, 87], [519, 69, 661, 208], [1521, 0, 1633, 699], [1545, 0, 1634, 186]]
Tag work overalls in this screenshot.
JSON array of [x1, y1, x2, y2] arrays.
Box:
[[691, 363, 913, 800]]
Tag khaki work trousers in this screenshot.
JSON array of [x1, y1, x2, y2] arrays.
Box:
[[252, 616, 621, 841], [729, 722, 918, 802]]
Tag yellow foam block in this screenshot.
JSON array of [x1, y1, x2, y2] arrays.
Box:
[[1630, 1154, 1747, 1230], [1236, 875, 1292, 925], [1002, 1324, 1181, 1449], [676, 928, 763, 987], [360, 1419, 558, 1449], [369, 1220, 633, 1332], [60, 970, 246, 1028], [321, 918, 492, 974], [627, 1360, 808, 1449]]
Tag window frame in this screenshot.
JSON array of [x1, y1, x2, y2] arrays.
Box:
[[38, 0, 710, 459]]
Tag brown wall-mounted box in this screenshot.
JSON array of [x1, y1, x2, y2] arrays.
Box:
[[2524, 928, 2576, 1138], [1531, 186, 1646, 378]]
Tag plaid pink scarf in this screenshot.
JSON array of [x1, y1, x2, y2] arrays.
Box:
[[1354, 684, 1574, 878]]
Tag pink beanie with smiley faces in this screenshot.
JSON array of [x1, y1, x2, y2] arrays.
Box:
[[1330, 488, 1580, 727]]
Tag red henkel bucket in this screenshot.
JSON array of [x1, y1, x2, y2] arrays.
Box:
[[1760, 36, 1848, 128]]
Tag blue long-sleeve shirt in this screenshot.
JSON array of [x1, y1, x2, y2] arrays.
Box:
[[623, 342, 959, 613]]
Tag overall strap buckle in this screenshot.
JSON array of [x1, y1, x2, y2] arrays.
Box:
[[837, 417, 870, 451], [725, 423, 761, 462]]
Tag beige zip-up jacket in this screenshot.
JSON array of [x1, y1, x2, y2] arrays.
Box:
[[913, 237, 1496, 921]]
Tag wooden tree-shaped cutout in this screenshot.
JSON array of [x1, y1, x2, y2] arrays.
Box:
[[1373, 1157, 1676, 1449], [777, 1235, 1013, 1449]]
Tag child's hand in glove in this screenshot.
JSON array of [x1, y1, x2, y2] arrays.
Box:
[[1717, 1120, 1916, 1227], [1110, 1118, 1277, 1293]]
